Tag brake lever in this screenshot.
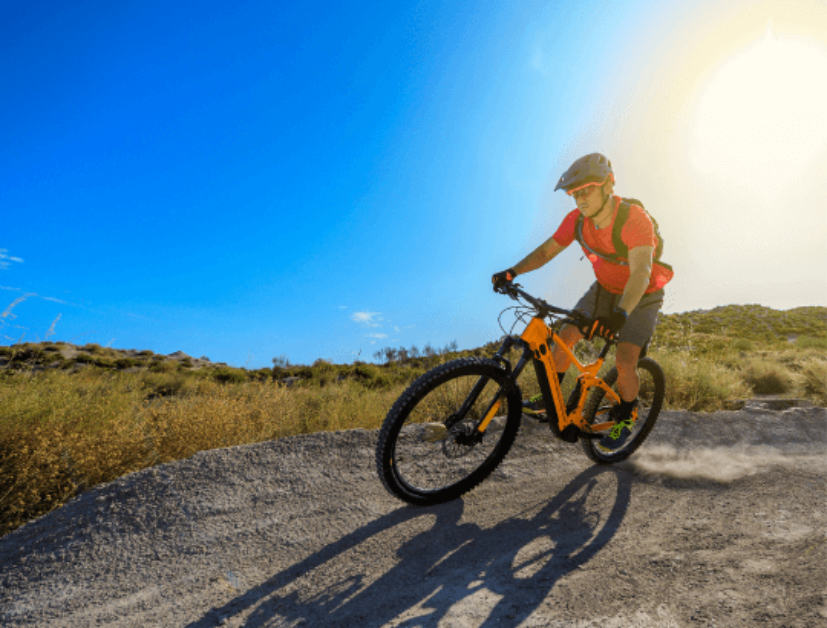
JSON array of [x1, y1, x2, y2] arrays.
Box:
[[494, 282, 522, 298]]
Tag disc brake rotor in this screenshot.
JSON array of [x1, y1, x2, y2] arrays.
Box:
[[441, 420, 481, 459]]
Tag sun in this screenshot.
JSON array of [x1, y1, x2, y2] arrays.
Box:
[[688, 24, 827, 199]]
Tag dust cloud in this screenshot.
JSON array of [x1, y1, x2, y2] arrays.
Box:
[[627, 444, 809, 483]]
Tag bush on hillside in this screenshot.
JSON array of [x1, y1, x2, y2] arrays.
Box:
[[149, 360, 177, 374], [247, 368, 272, 383], [796, 335, 827, 350], [114, 357, 138, 369], [655, 352, 750, 411], [801, 359, 827, 404], [741, 359, 793, 395], [141, 371, 190, 397], [211, 366, 246, 385], [732, 338, 755, 352]]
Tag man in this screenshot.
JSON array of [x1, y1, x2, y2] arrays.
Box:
[[491, 153, 674, 449]]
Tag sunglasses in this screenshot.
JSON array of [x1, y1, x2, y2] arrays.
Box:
[[568, 185, 601, 200]]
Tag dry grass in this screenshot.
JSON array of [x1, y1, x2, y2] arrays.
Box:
[[1, 311, 825, 538], [0, 370, 404, 537], [651, 349, 752, 411]]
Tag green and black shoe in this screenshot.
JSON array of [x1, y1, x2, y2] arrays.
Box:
[[522, 394, 548, 422], [598, 399, 638, 451]]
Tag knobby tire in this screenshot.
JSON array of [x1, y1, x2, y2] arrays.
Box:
[[579, 356, 666, 464], [375, 357, 523, 506]]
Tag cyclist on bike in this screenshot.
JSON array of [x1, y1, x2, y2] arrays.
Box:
[[492, 153, 674, 449]]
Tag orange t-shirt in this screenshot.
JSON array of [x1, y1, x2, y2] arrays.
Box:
[[552, 195, 674, 295]]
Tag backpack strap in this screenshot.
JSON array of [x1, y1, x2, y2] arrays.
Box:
[[611, 200, 633, 259], [615, 198, 673, 272], [574, 207, 628, 266], [575, 197, 673, 272]]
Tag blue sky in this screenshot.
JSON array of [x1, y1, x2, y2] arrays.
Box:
[[3, 0, 826, 367]]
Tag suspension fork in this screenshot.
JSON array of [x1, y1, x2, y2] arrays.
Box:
[[446, 336, 532, 434]]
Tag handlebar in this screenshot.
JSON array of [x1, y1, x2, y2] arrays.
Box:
[[494, 281, 592, 331]]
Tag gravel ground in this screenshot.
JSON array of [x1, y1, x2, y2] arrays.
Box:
[[1, 405, 825, 628]]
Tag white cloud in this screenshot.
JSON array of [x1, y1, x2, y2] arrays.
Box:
[[352, 311, 383, 327], [365, 333, 387, 339], [0, 250, 24, 270]]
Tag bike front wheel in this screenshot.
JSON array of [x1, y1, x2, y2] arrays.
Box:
[[375, 357, 522, 506], [580, 356, 665, 464]]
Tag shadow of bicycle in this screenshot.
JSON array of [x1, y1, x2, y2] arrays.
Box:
[[185, 465, 632, 627]]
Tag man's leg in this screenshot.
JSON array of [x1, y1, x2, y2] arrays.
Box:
[[615, 341, 643, 402], [550, 324, 584, 373], [599, 341, 643, 447]]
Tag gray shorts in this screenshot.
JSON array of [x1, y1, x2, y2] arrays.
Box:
[[573, 281, 665, 349]]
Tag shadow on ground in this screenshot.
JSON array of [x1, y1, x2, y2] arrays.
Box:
[[186, 465, 632, 627]]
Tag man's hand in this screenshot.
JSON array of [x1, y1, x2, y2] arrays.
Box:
[[586, 307, 629, 341], [491, 268, 517, 291]]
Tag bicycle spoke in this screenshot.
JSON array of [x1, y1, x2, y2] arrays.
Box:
[[376, 358, 522, 503]]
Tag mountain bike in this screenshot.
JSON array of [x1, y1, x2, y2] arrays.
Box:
[[375, 281, 665, 506]]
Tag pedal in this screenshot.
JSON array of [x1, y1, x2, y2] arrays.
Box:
[[522, 410, 549, 423]]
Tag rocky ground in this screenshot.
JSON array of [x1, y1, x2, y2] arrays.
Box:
[[1, 404, 825, 627]]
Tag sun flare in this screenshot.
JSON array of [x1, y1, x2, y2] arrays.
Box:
[[689, 26, 827, 199]]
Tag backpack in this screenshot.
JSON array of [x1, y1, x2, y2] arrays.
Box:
[[574, 197, 673, 272]]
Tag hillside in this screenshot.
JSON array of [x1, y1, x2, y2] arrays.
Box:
[[1, 303, 825, 540], [653, 304, 827, 345], [2, 304, 825, 377]]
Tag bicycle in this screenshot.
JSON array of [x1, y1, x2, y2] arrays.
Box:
[[375, 280, 666, 506]]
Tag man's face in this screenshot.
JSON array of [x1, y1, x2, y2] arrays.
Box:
[[570, 184, 604, 217]]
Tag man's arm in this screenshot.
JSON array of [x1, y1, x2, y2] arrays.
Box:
[[618, 245, 654, 314], [513, 236, 567, 276]]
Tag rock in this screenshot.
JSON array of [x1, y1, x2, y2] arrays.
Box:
[[736, 397, 815, 411]]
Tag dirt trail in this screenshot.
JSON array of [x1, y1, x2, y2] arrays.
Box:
[[1, 406, 825, 627]]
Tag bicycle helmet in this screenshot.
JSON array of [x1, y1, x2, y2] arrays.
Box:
[[554, 153, 615, 193]]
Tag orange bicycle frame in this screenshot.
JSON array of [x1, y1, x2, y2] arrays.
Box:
[[520, 316, 621, 435]]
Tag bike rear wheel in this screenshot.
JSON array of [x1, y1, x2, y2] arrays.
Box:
[[580, 356, 665, 464], [376, 357, 522, 506]]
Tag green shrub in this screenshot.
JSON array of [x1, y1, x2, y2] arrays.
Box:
[[353, 363, 380, 380], [732, 338, 755, 352], [310, 361, 338, 387], [655, 351, 750, 411], [212, 367, 246, 384], [149, 360, 177, 373], [114, 357, 137, 369], [140, 371, 190, 397], [742, 359, 793, 395], [800, 359, 827, 405], [248, 368, 271, 382], [8, 346, 47, 364], [796, 335, 827, 350]]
